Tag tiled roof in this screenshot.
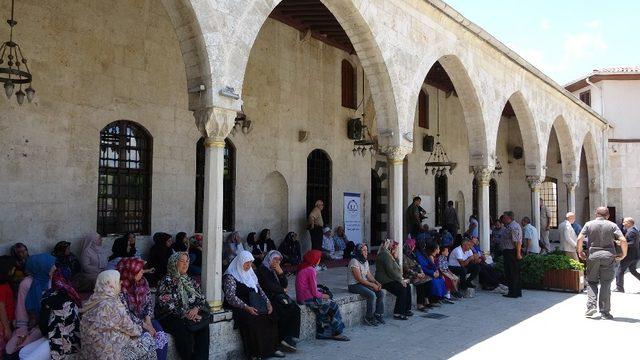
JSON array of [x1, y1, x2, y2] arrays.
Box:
[[592, 66, 640, 74]]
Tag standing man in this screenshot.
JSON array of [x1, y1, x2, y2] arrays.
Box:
[[614, 217, 640, 293], [577, 207, 627, 319], [501, 211, 523, 298], [559, 212, 578, 260], [521, 217, 540, 255], [444, 201, 460, 236], [407, 196, 426, 238], [539, 198, 552, 253], [308, 200, 325, 250]]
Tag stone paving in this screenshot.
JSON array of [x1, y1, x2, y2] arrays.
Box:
[[285, 272, 640, 360]]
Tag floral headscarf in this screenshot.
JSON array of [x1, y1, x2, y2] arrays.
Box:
[[167, 252, 199, 309], [51, 268, 81, 306], [116, 258, 148, 315], [82, 270, 120, 313]]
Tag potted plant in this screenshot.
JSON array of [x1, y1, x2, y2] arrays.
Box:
[[541, 254, 585, 293]]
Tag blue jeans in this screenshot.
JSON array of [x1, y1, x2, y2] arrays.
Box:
[[348, 283, 385, 318]]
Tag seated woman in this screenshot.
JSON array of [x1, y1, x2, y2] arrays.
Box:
[[173, 232, 189, 253], [147, 232, 173, 287], [9, 243, 29, 292], [107, 234, 138, 270], [156, 252, 210, 360], [402, 239, 431, 311], [5, 254, 57, 357], [246, 232, 264, 265], [74, 232, 107, 292], [295, 250, 349, 341], [347, 244, 385, 326], [0, 256, 16, 357], [188, 234, 203, 277], [375, 241, 412, 320], [417, 242, 449, 305], [80, 270, 156, 360], [223, 251, 282, 359], [223, 232, 244, 271], [437, 247, 462, 299], [256, 250, 301, 352], [51, 241, 81, 280], [117, 258, 168, 360], [332, 226, 349, 254], [277, 232, 301, 266], [18, 268, 82, 360]]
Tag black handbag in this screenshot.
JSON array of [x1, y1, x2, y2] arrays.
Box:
[[184, 309, 210, 332], [248, 291, 269, 314]]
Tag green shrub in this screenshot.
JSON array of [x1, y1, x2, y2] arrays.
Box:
[[519, 253, 584, 287]]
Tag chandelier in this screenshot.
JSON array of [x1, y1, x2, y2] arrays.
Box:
[[351, 122, 375, 157], [1, 0, 35, 105], [425, 91, 456, 175]]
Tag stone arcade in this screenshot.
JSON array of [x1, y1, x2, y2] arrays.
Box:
[[0, 0, 609, 357]]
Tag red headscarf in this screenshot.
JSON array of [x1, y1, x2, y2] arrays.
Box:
[[298, 250, 322, 271], [116, 258, 148, 314], [51, 269, 81, 306]]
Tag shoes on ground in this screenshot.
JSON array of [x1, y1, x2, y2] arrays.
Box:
[[612, 288, 624, 293], [405, 310, 414, 316], [600, 312, 614, 320], [363, 316, 378, 326], [374, 314, 386, 324], [272, 350, 286, 358], [585, 308, 598, 318], [442, 298, 455, 304], [393, 314, 408, 320], [280, 339, 297, 352]]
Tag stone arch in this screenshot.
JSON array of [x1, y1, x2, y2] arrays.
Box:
[[548, 115, 577, 178], [222, 0, 398, 139], [581, 131, 601, 196], [411, 55, 488, 166], [159, 0, 212, 110], [501, 91, 542, 175], [260, 171, 289, 243]]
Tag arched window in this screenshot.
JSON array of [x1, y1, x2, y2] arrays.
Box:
[[195, 138, 236, 233], [418, 89, 429, 129], [341, 59, 357, 109], [307, 149, 332, 226], [435, 174, 448, 226], [540, 177, 558, 228], [97, 121, 152, 235]]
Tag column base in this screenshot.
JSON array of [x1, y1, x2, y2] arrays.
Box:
[[208, 299, 224, 313]]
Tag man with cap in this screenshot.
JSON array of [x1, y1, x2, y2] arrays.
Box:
[[321, 226, 338, 259], [577, 207, 627, 319]]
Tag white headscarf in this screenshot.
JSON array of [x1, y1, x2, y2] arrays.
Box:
[[81, 232, 106, 271], [81, 270, 121, 313], [262, 250, 283, 274], [224, 250, 259, 292]]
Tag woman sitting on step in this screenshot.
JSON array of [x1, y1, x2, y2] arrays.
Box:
[[295, 250, 349, 341], [347, 244, 385, 326], [375, 241, 412, 320], [223, 251, 283, 360]]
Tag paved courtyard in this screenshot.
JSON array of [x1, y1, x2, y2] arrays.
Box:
[[287, 272, 640, 360]]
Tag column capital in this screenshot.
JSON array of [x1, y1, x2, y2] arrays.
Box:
[[472, 166, 493, 185], [526, 175, 543, 190], [380, 145, 412, 164], [564, 181, 578, 192], [194, 106, 237, 141]]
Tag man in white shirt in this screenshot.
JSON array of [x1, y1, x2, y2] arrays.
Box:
[[521, 217, 540, 255], [321, 227, 340, 259], [448, 239, 479, 289], [559, 212, 578, 260]]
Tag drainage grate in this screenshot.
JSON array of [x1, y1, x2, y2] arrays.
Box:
[[422, 313, 449, 319]]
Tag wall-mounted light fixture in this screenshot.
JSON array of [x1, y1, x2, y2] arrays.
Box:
[[219, 86, 240, 100], [231, 110, 252, 135]]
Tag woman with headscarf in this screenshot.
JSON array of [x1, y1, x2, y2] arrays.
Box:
[[75, 232, 107, 292], [147, 233, 173, 287], [223, 232, 244, 271], [80, 270, 156, 360], [295, 250, 349, 341], [9, 243, 29, 292], [223, 251, 282, 359], [117, 258, 168, 360], [51, 241, 81, 280], [5, 254, 56, 357], [347, 244, 385, 326], [173, 232, 189, 253], [246, 232, 265, 267], [107, 233, 138, 270], [18, 268, 82, 360], [375, 241, 412, 320], [156, 252, 209, 360], [257, 229, 277, 254], [256, 250, 301, 352], [417, 242, 448, 305], [188, 234, 203, 277], [0, 256, 16, 357], [402, 239, 431, 311], [277, 232, 301, 266]]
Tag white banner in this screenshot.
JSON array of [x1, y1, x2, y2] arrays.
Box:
[[343, 192, 362, 244]]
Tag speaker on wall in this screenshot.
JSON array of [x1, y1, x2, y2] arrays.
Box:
[[513, 146, 524, 159], [347, 118, 363, 140], [423, 135, 434, 152]]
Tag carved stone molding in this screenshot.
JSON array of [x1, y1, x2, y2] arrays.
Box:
[[472, 166, 493, 186], [380, 145, 412, 164], [194, 107, 237, 142], [526, 175, 543, 190], [564, 181, 578, 192]]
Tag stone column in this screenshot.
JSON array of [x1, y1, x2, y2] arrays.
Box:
[[527, 176, 543, 239], [565, 181, 577, 213], [194, 106, 236, 312], [473, 166, 492, 254], [383, 145, 411, 267]]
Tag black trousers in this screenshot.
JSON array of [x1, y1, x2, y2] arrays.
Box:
[[159, 314, 210, 360], [503, 249, 522, 297], [615, 246, 640, 291], [415, 282, 428, 305], [383, 281, 412, 315], [449, 263, 479, 289], [309, 226, 323, 250]]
